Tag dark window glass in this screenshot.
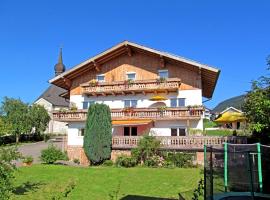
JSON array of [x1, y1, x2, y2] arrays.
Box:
[[171, 128, 177, 136], [124, 100, 130, 108], [131, 127, 137, 136], [83, 102, 88, 109], [179, 128, 186, 136], [178, 98, 186, 107], [131, 100, 137, 108], [170, 99, 177, 107], [124, 127, 130, 136]]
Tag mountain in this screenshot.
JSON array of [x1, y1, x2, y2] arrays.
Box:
[[212, 95, 246, 113]]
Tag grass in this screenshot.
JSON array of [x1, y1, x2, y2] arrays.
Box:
[[11, 165, 202, 200]]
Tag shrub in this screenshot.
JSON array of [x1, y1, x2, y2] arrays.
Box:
[[23, 155, 33, 164], [73, 159, 80, 165], [83, 104, 112, 165], [165, 152, 194, 168], [115, 156, 137, 168], [103, 160, 114, 166], [40, 144, 67, 164], [144, 155, 164, 167], [0, 147, 21, 199], [131, 135, 161, 164]]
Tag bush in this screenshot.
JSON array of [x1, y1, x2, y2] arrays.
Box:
[[40, 144, 67, 164], [115, 156, 137, 168], [131, 135, 161, 164], [23, 155, 33, 164], [102, 160, 114, 166], [144, 155, 164, 167], [73, 159, 80, 165], [165, 152, 194, 168]]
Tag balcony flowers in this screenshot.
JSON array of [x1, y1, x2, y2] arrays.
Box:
[[89, 79, 98, 87], [157, 106, 167, 117], [156, 77, 167, 84], [122, 107, 134, 116]]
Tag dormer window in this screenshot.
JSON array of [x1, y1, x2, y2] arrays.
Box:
[[96, 74, 105, 82], [126, 72, 136, 81], [158, 70, 168, 79]]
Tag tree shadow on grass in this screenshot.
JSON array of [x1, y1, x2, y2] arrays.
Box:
[[13, 181, 45, 195], [120, 195, 179, 200]]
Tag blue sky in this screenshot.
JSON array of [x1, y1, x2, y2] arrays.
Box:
[[0, 0, 269, 108]]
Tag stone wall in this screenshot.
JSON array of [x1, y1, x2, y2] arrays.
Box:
[[66, 146, 205, 166], [66, 146, 90, 166]]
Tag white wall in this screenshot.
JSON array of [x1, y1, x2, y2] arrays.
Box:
[[70, 89, 202, 109], [35, 98, 68, 134], [67, 122, 85, 146]]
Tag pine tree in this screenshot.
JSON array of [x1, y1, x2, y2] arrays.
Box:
[[83, 103, 112, 164]]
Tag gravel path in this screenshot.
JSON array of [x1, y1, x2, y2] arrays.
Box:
[[15, 137, 65, 166]]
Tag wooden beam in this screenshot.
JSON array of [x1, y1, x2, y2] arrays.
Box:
[[93, 61, 101, 72], [102, 92, 106, 96], [125, 44, 132, 57], [142, 91, 146, 95], [62, 77, 71, 88], [121, 91, 126, 96], [111, 92, 116, 96], [160, 55, 165, 68], [131, 91, 135, 95]]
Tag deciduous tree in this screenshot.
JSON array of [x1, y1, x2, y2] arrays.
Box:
[[243, 57, 270, 136]]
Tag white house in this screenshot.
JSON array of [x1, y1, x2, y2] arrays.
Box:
[[49, 41, 224, 164]]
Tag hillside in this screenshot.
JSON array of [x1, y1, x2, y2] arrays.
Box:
[[212, 95, 246, 113]]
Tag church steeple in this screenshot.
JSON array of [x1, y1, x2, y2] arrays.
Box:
[[54, 48, 66, 76]]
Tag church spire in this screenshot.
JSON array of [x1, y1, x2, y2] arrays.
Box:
[[54, 48, 66, 76]]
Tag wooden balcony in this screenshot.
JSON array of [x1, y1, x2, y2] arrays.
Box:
[[112, 136, 247, 150], [52, 107, 204, 122], [81, 78, 181, 96]]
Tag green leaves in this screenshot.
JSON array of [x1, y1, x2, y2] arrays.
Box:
[[83, 103, 112, 165], [243, 57, 270, 134], [0, 97, 50, 142]]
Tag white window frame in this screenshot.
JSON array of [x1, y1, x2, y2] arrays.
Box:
[[158, 69, 169, 79], [170, 127, 187, 136], [126, 72, 136, 81], [124, 99, 138, 108], [78, 128, 85, 137], [96, 74, 105, 82]]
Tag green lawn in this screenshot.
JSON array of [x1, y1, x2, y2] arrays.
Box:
[[11, 165, 202, 200]]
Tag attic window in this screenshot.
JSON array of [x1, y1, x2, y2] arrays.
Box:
[[126, 72, 136, 81], [158, 70, 168, 79], [96, 74, 105, 82]]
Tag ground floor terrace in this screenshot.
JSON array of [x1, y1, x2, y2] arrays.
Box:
[[66, 135, 247, 165]]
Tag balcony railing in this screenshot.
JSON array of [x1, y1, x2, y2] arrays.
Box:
[[81, 78, 181, 96], [52, 107, 204, 122], [112, 136, 247, 150]]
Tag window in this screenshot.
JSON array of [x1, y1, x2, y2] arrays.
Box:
[[96, 74, 105, 82], [171, 128, 177, 136], [170, 98, 186, 107], [124, 100, 137, 108], [78, 128, 85, 136], [171, 128, 186, 136], [126, 72, 136, 81], [158, 70, 168, 79], [82, 101, 95, 109], [124, 127, 137, 136]]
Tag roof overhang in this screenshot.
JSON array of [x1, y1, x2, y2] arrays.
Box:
[[49, 41, 220, 98]]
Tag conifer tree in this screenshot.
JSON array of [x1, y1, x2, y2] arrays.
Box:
[[83, 103, 112, 164]]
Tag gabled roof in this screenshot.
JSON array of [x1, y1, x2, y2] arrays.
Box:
[[49, 41, 220, 98], [220, 106, 243, 114], [36, 85, 69, 107], [212, 95, 245, 113]]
